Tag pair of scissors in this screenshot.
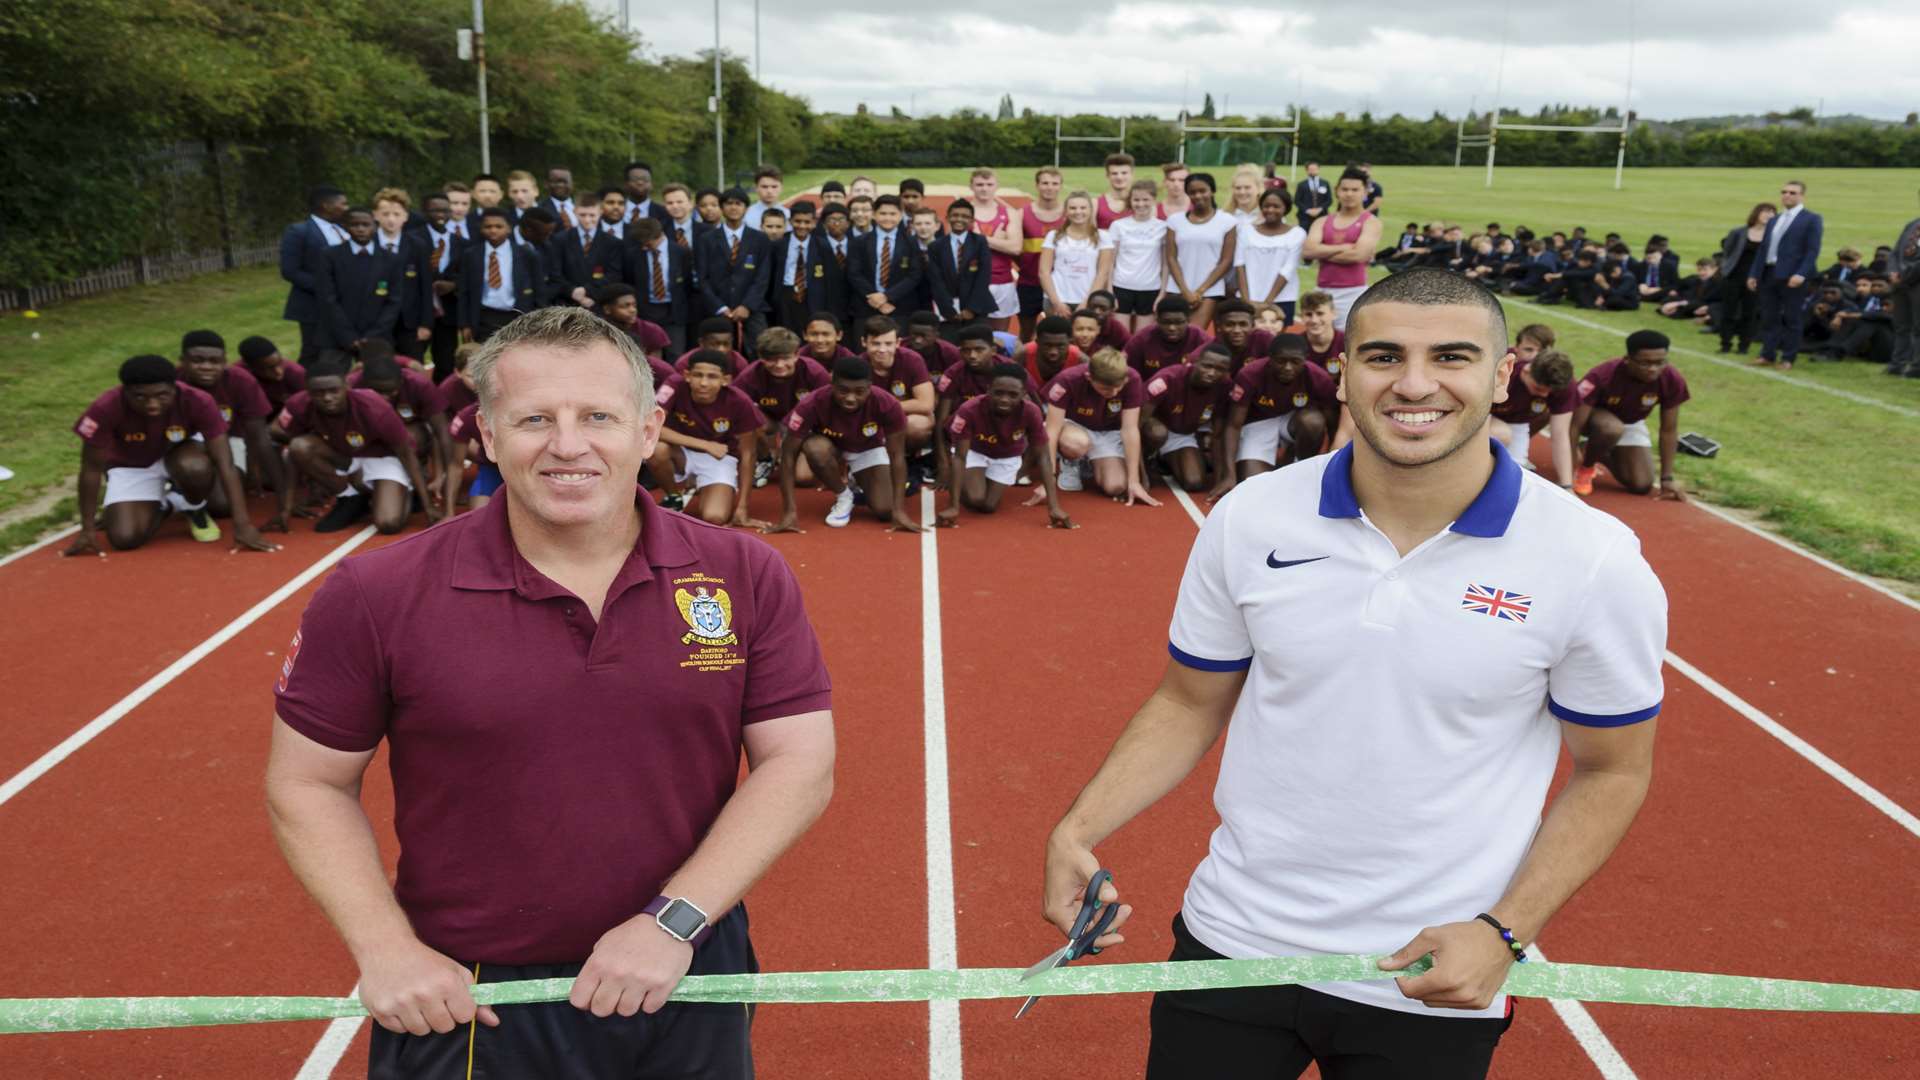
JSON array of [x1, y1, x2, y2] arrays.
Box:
[[1014, 868, 1118, 1018]]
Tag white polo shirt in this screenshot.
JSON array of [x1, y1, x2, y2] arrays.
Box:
[[1168, 439, 1666, 1018]]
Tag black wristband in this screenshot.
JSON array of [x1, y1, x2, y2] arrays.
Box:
[[1475, 912, 1529, 963]]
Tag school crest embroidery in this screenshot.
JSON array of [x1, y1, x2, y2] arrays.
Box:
[[1199, 405, 1215, 423], [398, 405, 415, 419], [375, 280, 389, 297], [1106, 398, 1122, 414], [891, 380, 906, 397], [1292, 392, 1310, 409], [1326, 359, 1342, 376], [713, 418, 732, 435], [165, 425, 187, 443], [1641, 393, 1659, 408], [220, 406, 233, 421], [345, 431, 366, 448], [861, 421, 879, 437], [1531, 399, 1547, 414], [674, 574, 747, 672]]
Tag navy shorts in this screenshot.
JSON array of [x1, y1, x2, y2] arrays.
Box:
[[1113, 287, 1161, 315], [1016, 282, 1048, 318], [469, 462, 503, 497], [370, 906, 758, 1080]]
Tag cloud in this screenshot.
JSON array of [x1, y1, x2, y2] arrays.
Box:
[[591, 1, 1920, 120]]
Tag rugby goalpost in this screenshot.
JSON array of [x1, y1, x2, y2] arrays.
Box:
[[1176, 111, 1302, 183], [1053, 116, 1127, 168]]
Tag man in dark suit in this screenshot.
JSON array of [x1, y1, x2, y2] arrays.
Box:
[[846, 195, 922, 323], [1293, 162, 1332, 232], [537, 166, 580, 231], [924, 199, 994, 338], [768, 200, 819, 331], [695, 188, 773, 356], [457, 207, 544, 342], [805, 204, 856, 324], [280, 185, 350, 360], [628, 218, 693, 356], [552, 200, 626, 309], [622, 161, 676, 227], [317, 208, 405, 352], [409, 192, 466, 380], [1745, 179, 1824, 370]]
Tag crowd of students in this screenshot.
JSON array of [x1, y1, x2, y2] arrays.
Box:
[[66, 155, 1724, 555]]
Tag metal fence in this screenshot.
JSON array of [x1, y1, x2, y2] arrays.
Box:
[[0, 243, 279, 314]]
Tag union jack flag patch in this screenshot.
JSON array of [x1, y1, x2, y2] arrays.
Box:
[[1461, 583, 1532, 623]]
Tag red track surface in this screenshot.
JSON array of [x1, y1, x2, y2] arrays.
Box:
[[1, 453, 1914, 1077]]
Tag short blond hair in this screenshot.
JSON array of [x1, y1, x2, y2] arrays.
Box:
[[970, 166, 996, 182], [469, 306, 654, 419], [372, 187, 412, 210], [1088, 347, 1129, 386], [504, 169, 537, 186]]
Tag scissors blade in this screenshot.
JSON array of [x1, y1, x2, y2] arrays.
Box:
[[1019, 945, 1070, 982], [1013, 992, 1043, 1019]]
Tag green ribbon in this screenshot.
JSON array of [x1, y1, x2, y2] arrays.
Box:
[[3, 956, 1917, 1035]]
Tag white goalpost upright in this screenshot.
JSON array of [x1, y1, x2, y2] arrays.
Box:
[[1053, 116, 1127, 168]]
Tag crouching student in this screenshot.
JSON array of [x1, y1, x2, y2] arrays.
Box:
[[1219, 333, 1339, 494], [272, 351, 437, 534], [1139, 343, 1233, 495], [649, 349, 770, 524], [1042, 347, 1157, 506], [768, 356, 922, 533], [938, 362, 1073, 529]]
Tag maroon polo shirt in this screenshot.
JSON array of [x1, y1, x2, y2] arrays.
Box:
[[937, 360, 1040, 404], [1218, 328, 1276, 375], [736, 356, 832, 421], [1304, 329, 1347, 378], [74, 383, 228, 468], [784, 385, 905, 453], [277, 388, 415, 458], [656, 376, 769, 449], [800, 345, 857, 369], [1577, 358, 1690, 426], [1098, 315, 1131, 353], [439, 372, 479, 418], [1044, 363, 1145, 433], [1123, 324, 1212, 377], [244, 359, 307, 414], [349, 367, 450, 423], [869, 348, 932, 403], [448, 403, 493, 463], [177, 364, 273, 425], [673, 348, 749, 377], [1145, 363, 1231, 435], [1492, 358, 1579, 426], [1230, 359, 1339, 423], [949, 396, 1047, 460], [274, 490, 832, 964], [912, 337, 962, 374], [622, 317, 672, 356]]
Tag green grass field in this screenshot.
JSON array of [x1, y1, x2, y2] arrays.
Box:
[[2, 167, 1916, 587]]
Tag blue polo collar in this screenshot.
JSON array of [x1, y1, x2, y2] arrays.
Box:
[[1317, 437, 1522, 537]]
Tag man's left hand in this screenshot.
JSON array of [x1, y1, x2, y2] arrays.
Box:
[[231, 523, 281, 554], [1655, 477, 1686, 502], [1787, 274, 1806, 289], [889, 510, 927, 533], [568, 914, 695, 1018], [1122, 481, 1161, 508], [1379, 919, 1516, 1010]]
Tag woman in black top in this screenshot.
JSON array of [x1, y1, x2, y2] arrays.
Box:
[[1719, 202, 1776, 353]]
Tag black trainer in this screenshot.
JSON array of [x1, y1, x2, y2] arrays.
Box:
[[315, 493, 371, 533]]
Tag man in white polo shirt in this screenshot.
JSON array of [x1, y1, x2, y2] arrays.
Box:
[[1042, 268, 1665, 1078]]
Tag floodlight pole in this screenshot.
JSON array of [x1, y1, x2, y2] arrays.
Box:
[[753, 0, 762, 167], [712, 0, 725, 186], [472, 0, 491, 173], [1054, 115, 1061, 168], [1615, 0, 1636, 190]]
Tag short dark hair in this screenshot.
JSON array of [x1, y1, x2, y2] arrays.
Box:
[[862, 315, 899, 339], [720, 187, 750, 205], [1155, 295, 1192, 318], [307, 185, 345, 212], [598, 283, 637, 305], [899, 178, 925, 195], [1625, 329, 1670, 354], [119, 354, 177, 386], [754, 165, 783, 182], [624, 161, 653, 176], [180, 329, 224, 353], [873, 194, 902, 211], [760, 207, 787, 221], [1346, 267, 1507, 345], [361, 351, 401, 383], [597, 186, 624, 201], [1338, 166, 1368, 185], [820, 180, 847, 195], [956, 323, 995, 345], [238, 336, 278, 363], [1035, 315, 1073, 337], [519, 207, 556, 227], [1214, 299, 1255, 321], [1267, 333, 1309, 357], [806, 311, 841, 332], [479, 206, 512, 221], [697, 316, 737, 339], [832, 356, 873, 382], [686, 349, 733, 374], [906, 311, 940, 329], [306, 351, 354, 380], [1185, 171, 1217, 193], [819, 204, 849, 221], [990, 361, 1028, 383], [1088, 288, 1116, 305], [788, 200, 817, 218]]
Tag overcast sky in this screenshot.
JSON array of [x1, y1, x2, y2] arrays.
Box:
[[589, 1, 1920, 121]]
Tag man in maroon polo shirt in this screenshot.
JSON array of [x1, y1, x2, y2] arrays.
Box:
[[267, 305, 835, 1080], [1124, 296, 1212, 379], [271, 352, 437, 534], [65, 353, 277, 556]]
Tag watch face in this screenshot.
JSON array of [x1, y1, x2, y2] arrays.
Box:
[[658, 898, 707, 941]]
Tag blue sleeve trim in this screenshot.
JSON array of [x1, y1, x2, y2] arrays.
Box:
[[1168, 641, 1253, 673], [1549, 696, 1661, 727]]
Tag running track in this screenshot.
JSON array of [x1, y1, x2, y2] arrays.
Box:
[[1, 445, 1915, 1077]]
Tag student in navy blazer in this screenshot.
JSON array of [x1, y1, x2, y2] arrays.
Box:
[[552, 202, 627, 307], [627, 218, 694, 356], [457, 207, 545, 342], [694, 188, 772, 355], [767, 209, 820, 331], [1746, 180, 1825, 368], [281, 186, 350, 360], [925, 216, 995, 334], [846, 196, 923, 322], [805, 204, 857, 323], [317, 209, 407, 351]]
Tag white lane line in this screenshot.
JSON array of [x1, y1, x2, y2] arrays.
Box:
[[1509, 302, 1920, 420], [0, 526, 377, 810], [1682, 498, 1920, 615], [920, 488, 963, 1080], [0, 524, 81, 569], [1172, 485, 1640, 1079], [1525, 945, 1639, 1080], [1664, 650, 1920, 839], [291, 986, 363, 1080]]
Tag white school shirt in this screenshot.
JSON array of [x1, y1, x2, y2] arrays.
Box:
[[1168, 442, 1666, 1019], [479, 241, 516, 311], [310, 215, 347, 246], [1167, 210, 1237, 297], [1235, 223, 1307, 303], [1041, 228, 1114, 305], [1108, 216, 1169, 291]]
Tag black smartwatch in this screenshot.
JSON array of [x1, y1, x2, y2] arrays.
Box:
[[645, 895, 710, 944]]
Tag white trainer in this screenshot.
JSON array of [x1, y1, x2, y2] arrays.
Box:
[[825, 485, 856, 527], [1056, 460, 1084, 491]]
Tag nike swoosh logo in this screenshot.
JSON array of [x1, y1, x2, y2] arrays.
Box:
[[1266, 553, 1330, 569]]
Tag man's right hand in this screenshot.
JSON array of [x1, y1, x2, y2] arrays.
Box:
[[705, 440, 731, 460], [1041, 835, 1130, 950], [62, 531, 104, 558], [358, 938, 499, 1036]]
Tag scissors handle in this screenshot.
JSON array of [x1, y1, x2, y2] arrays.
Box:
[[1066, 868, 1117, 961]]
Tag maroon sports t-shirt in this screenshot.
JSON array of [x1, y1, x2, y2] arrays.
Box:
[[784, 385, 906, 453], [1492, 359, 1579, 426], [735, 356, 832, 421], [1146, 363, 1231, 435], [74, 383, 228, 468], [870, 348, 932, 402], [621, 317, 671, 356], [948, 396, 1047, 460], [438, 372, 479, 418], [349, 367, 450, 423], [1219, 328, 1276, 374], [447, 403, 493, 463], [244, 359, 307, 414], [1044, 363, 1145, 432], [277, 388, 415, 458], [273, 490, 832, 964], [657, 376, 768, 449], [1123, 324, 1212, 377], [1577, 359, 1690, 426], [178, 364, 273, 425], [1230, 359, 1339, 423], [938, 360, 1040, 404], [1304, 329, 1347, 378]]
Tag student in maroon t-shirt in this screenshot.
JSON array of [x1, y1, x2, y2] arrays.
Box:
[[351, 347, 456, 491], [1124, 296, 1212, 377], [674, 317, 751, 378], [1490, 348, 1578, 488], [801, 311, 858, 369], [861, 315, 937, 457], [904, 312, 962, 376], [734, 327, 832, 486], [273, 352, 436, 535], [238, 335, 307, 415], [1085, 291, 1134, 352], [1571, 328, 1691, 499], [650, 350, 771, 525], [176, 328, 285, 500], [1210, 299, 1274, 374], [937, 363, 1073, 529], [1221, 333, 1340, 493], [66, 354, 275, 556], [598, 283, 674, 359], [1141, 345, 1233, 495], [933, 323, 1039, 487], [1043, 347, 1158, 505], [768, 356, 921, 533]]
